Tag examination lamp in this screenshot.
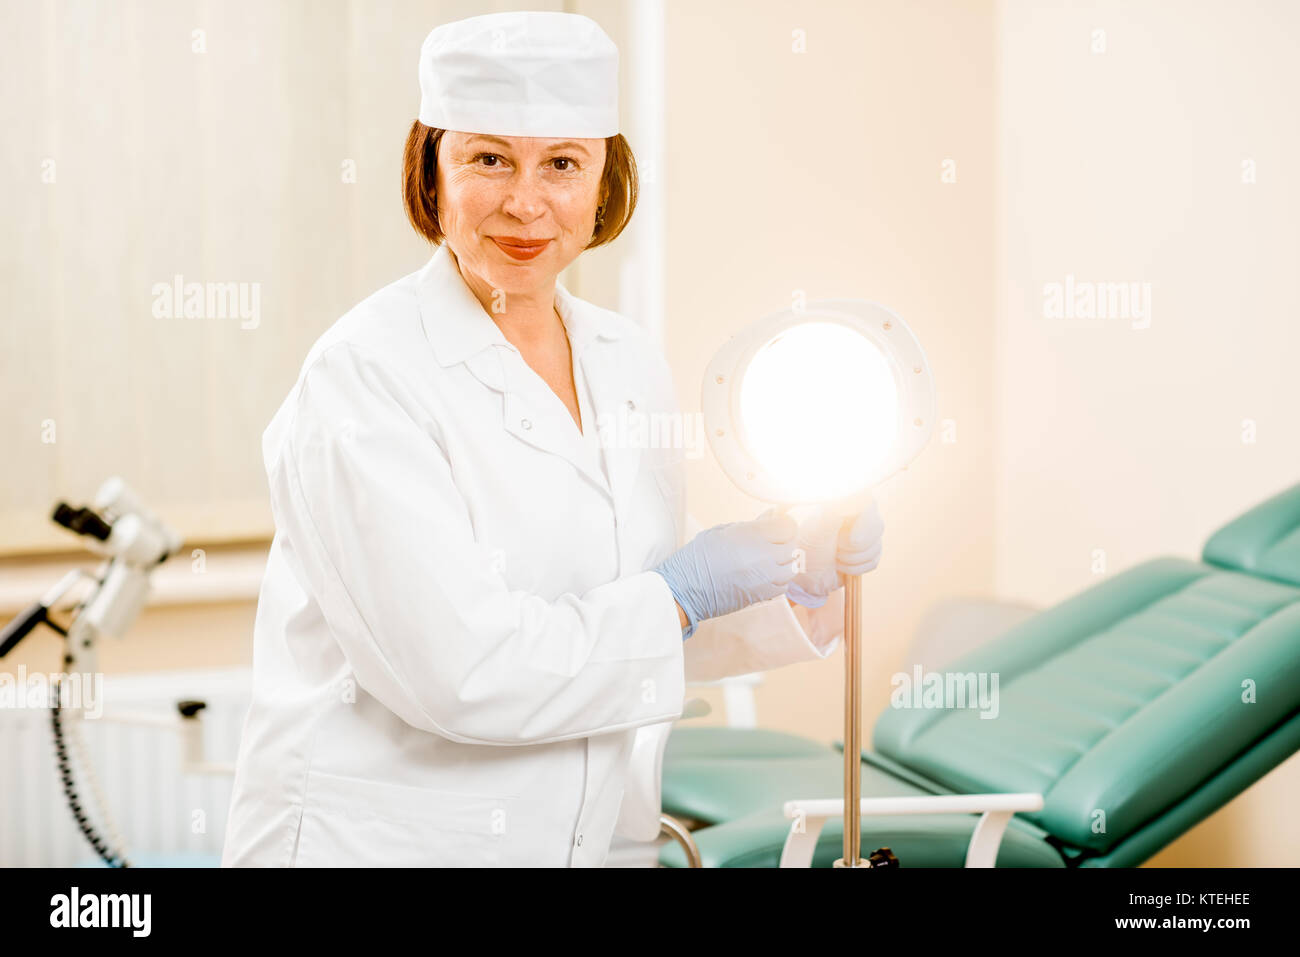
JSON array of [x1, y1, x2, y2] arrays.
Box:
[[702, 299, 935, 868]]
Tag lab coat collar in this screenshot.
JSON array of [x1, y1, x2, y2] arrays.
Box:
[[417, 243, 626, 369], [417, 243, 646, 519]]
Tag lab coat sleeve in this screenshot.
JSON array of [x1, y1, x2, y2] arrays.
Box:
[[679, 511, 844, 683], [682, 593, 844, 682], [268, 343, 686, 747]]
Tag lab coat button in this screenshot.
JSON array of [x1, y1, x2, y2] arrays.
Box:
[[521, 418, 533, 430], [575, 833, 583, 846]]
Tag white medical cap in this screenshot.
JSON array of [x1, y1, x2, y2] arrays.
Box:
[[417, 11, 619, 138]]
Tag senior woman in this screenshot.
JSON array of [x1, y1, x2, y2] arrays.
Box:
[[222, 11, 882, 868]]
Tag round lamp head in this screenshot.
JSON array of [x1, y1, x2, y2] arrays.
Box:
[[702, 299, 935, 504]]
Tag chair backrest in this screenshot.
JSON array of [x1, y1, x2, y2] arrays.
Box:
[[872, 482, 1300, 858]]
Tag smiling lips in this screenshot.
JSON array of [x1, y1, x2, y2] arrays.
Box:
[[492, 237, 551, 261]]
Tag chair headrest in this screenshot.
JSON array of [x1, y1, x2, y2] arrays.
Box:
[[1203, 481, 1300, 587]]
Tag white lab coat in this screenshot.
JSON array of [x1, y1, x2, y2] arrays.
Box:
[[221, 243, 844, 867]]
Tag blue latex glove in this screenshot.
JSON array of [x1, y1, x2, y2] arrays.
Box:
[[653, 509, 799, 639], [786, 497, 884, 608]]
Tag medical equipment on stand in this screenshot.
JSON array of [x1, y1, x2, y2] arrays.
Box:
[[699, 300, 1045, 868], [0, 478, 232, 867]]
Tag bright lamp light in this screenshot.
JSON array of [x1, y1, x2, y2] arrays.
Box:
[[739, 322, 899, 501], [703, 300, 934, 505]]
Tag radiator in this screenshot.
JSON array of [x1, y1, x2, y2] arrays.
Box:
[[0, 667, 252, 867]]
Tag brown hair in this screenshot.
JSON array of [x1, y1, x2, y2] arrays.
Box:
[[401, 121, 638, 249]]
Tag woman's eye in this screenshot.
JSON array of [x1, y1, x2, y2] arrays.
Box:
[[475, 153, 503, 167], [551, 157, 578, 171]]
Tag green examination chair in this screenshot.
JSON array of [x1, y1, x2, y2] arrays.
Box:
[[659, 481, 1300, 867]]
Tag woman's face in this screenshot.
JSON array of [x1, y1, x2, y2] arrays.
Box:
[[435, 131, 606, 300]]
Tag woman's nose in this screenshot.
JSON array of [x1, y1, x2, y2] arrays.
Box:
[[501, 173, 547, 222]]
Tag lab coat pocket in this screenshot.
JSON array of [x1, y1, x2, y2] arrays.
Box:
[[294, 769, 506, 867]]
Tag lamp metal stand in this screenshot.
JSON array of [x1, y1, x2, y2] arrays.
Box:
[[833, 572, 868, 868]]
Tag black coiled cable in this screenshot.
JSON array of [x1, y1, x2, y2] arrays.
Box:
[[50, 679, 129, 868]]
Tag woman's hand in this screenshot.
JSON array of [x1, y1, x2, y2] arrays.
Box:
[[652, 509, 799, 639], [787, 497, 884, 608]]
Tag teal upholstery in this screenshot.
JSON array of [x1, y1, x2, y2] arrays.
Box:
[[874, 558, 1300, 856], [1203, 483, 1300, 587], [659, 747, 1063, 868], [662, 742, 913, 825], [659, 481, 1300, 867], [662, 727, 830, 764]]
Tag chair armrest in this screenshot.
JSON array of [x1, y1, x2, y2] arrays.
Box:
[[780, 793, 1045, 868]]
